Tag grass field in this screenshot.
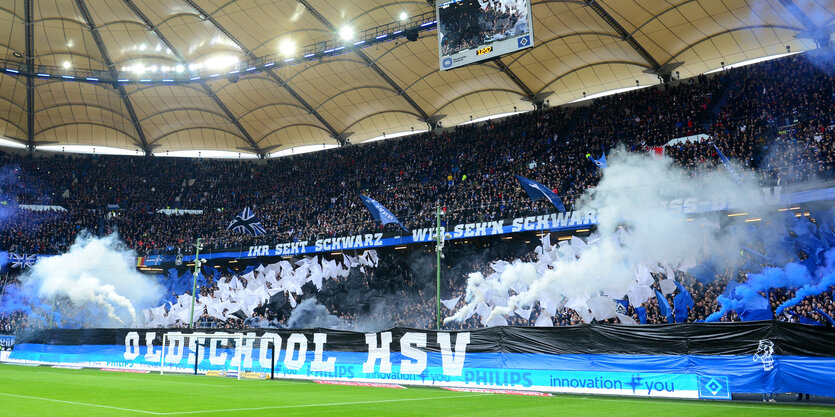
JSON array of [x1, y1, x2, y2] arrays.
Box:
[[1, 364, 833, 416]]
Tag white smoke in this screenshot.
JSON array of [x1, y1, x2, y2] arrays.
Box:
[[447, 148, 769, 324], [21, 232, 164, 327]]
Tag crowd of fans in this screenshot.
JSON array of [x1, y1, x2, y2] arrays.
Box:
[[0, 54, 831, 257], [0, 53, 833, 334]]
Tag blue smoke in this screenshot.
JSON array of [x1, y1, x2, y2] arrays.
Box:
[[776, 248, 835, 315], [705, 262, 814, 322]]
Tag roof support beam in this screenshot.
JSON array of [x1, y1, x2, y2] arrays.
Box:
[[778, 0, 830, 47], [296, 0, 431, 127], [23, 0, 34, 151], [182, 0, 341, 144], [584, 0, 662, 71], [124, 0, 261, 155], [75, 0, 150, 154], [494, 58, 538, 103]]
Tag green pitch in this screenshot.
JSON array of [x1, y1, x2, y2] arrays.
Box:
[[0, 364, 832, 416]]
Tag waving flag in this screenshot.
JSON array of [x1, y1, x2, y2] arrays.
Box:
[[10, 253, 37, 269], [655, 290, 674, 323], [586, 145, 607, 168], [814, 308, 835, 327], [360, 195, 408, 232], [673, 281, 694, 323], [515, 175, 566, 212], [226, 207, 266, 236], [712, 142, 742, 185], [635, 306, 647, 324]]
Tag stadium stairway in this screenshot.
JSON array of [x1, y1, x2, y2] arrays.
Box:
[[710, 71, 740, 119]]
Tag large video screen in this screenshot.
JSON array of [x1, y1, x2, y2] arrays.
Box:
[[437, 0, 534, 71]]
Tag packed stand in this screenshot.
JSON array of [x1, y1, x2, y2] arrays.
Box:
[[0, 54, 831, 258]]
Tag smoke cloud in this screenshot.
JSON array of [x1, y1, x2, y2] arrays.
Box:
[[285, 298, 347, 329], [776, 248, 835, 315], [448, 148, 773, 324], [6, 232, 164, 328]]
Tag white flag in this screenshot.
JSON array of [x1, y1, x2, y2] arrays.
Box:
[[441, 296, 460, 310]]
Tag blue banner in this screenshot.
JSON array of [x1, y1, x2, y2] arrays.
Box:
[[8, 326, 835, 398]]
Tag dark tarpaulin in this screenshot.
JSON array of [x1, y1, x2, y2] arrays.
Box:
[[14, 321, 835, 357]]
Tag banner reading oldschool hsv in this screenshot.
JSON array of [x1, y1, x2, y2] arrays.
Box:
[[8, 322, 835, 399]]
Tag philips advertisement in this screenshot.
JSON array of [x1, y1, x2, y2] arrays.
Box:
[[437, 0, 534, 70], [7, 322, 835, 399]]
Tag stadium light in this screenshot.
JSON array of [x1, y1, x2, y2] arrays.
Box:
[[279, 39, 296, 57], [399, 12, 408, 21], [204, 55, 238, 70], [340, 26, 354, 41], [62, 61, 72, 69], [175, 65, 184, 73]]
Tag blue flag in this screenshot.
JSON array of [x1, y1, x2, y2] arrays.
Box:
[[360, 195, 408, 232], [687, 262, 717, 284], [814, 308, 835, 327], [673, 281, 694, 323], [738, 294, 772, 321], [655, 290, 674, 323], [635, 306, 647, 324], [586, 145, 607, 168], [614, 299, 629, 315], [515, 175, 566, 212], [242, 264, 257, 276], [712, 142, 742, 185], [226, 207, 266, 236], [789, 311, 822, 326]]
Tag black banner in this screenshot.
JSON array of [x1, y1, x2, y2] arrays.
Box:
[[15, 321, 835, 357]]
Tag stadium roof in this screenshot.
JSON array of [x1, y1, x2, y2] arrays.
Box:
[[0, 0, 830, 156]]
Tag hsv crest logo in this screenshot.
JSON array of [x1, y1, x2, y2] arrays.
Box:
[[753, 339, 774, 371], [517, 36, 530, 48]]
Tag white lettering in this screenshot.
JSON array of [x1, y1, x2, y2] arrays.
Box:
[[362, 332, 392, 373], [144, 332, 159, 363], [124, 332, 139, 361], [164, 332, 185, 364], [399, 332, 427, 375], [209, 334, 229, 366], [511, 217, 524, 232], [438, 332, 469, 376], [284, 333, 308, 370], [310, 333, 336, 372], [258, 333, 281, 369]]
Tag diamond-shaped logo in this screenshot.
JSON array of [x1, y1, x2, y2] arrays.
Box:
[[517, 36, 530, 48], [698, 375, 731, 400], [705, 378, 722, 395]]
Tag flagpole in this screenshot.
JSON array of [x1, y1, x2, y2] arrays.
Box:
[[0, 272, 8, 304], [189, 238, 202, 329], [436, 205, 442, 330]]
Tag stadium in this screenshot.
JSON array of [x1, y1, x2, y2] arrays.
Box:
[[0, 0, 834, 415]]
